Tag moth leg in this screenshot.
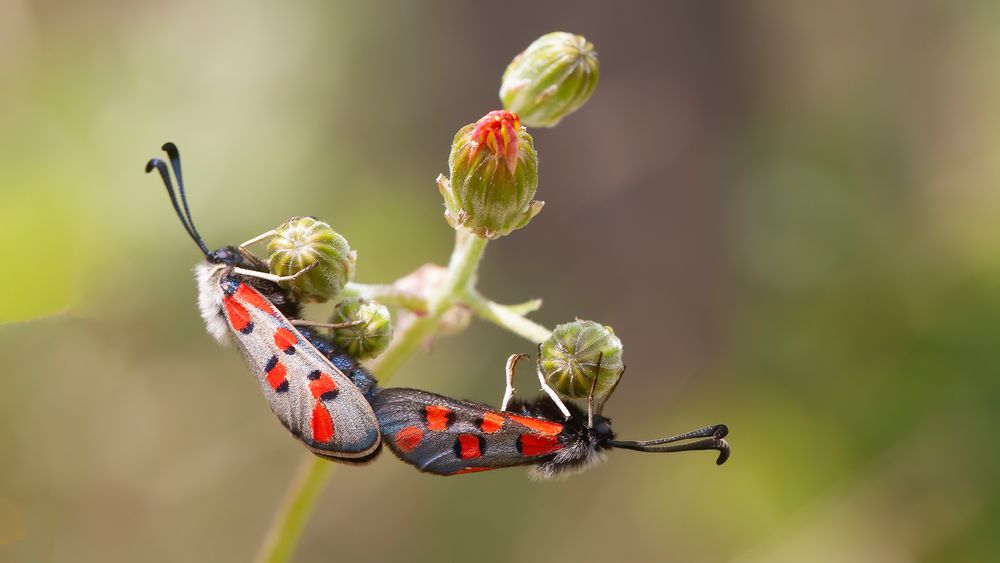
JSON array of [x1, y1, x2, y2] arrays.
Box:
[[595, 364, 626, 417], [232, 261, 316, 283], [535, 345, 571, 419], [237, 229, 277, 262], [501, 353, 528, 411], [586, 352, 604, 429], [290, 319, 364, 330]]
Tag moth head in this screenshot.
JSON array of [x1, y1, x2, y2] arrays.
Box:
[[589, 415, 614, 442], [207, 246, 239, 265], [207, 245, 261, 270]]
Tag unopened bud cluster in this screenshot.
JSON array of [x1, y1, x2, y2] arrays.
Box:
[[267, 217, 356, 302], [539, 319, 624, 399], [261, 218, 394, 360], [439, 110, 542, 239], [329, 298, 393, 360], [500, 32, 599, 128], [252, 31, 602, 365]]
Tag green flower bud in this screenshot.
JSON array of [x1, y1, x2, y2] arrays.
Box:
[[267, 217, 356, 302], [329, 298, 393, 360], [440, 110, 543, 239], [540, 320, 624, 399], [499, 32, 599, 128]]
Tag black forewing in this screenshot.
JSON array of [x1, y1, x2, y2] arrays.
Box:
[[372, 388, 570, 475]]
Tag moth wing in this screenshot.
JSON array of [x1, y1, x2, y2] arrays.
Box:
[[223, 281, 380, 459], [373, 388, 567, 475]]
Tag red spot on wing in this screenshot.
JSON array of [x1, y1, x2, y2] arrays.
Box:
[[309, 373, 338, 400], [224, 297, 252, 332], [394, 426, 424, 453], [266, 361, 287, 391], [480, 412, 504, 433], [450, 466, 495, 475], [505, 414, 563, 436], [274, 327, 298, 350], [425, 405, 452, 431], [236, 283, 277, 315], [311, 402, 335, 443], [519, 434, 562, 456], [458, 434, 482, 459]]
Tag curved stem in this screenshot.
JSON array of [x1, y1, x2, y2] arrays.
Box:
[[501, 298, 543, 316], [370, 234, 489, 376], [463, 289, 551, 344], [342, 282, 428, 313], [437, 233, 489, 301], [255, 233, 489, 563], [254, 458, 332, 563]]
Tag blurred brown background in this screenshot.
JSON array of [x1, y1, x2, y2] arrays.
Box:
[[2, 1, 998, 561]]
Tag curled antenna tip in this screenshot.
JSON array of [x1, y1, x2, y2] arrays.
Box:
[[713, 424, 729, 439], [715, 439, 731, 465], [162, 143, 180, 161], [145, 158, 162, 173]]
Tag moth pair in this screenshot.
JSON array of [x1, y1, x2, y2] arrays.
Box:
[[147, 143, 730, 478]]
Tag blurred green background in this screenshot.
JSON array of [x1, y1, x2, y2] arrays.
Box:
[[2, 1, 999, 562]]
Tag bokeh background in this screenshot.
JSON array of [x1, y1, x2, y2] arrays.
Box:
[[2, 1, 999, 561]]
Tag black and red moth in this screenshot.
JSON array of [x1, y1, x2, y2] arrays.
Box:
[[373, 370, 730, 478], [146, 143, 382, 462], [146, 142, 729, 478]]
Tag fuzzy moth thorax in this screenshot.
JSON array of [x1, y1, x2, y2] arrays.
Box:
[[195, 261, 231, 345]]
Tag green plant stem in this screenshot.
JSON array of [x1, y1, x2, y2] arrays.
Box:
[[462, 289, 551, 343], [255, 233, 489, 563], [501, 298, 544, 316], [365, 233, 488, 377], [438, 233, 489, 300], [254, 457, 332, 563], [342, 282, 428, 313]]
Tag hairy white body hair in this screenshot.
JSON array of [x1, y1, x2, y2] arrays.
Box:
[[528, 445, 608, 480], [195, 262, 230, 345]]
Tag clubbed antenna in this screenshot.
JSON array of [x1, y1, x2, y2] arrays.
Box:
[[145, 142, 210, 255], [609, 424, 731, 465]]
